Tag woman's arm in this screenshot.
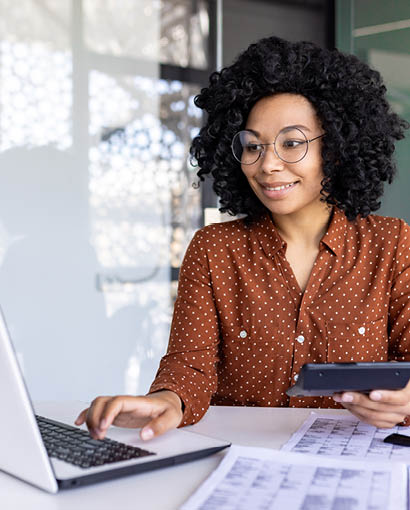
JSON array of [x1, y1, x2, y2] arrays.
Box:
[[76, 230, 221, 438], [148, 229, 221, 426]]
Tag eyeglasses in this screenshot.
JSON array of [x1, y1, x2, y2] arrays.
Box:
[[231, 127, 325, 165]]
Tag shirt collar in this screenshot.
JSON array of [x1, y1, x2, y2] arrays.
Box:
[[320, 207, 347, 257], [253, 212, 286, 258], [253, 207, 347, 259]]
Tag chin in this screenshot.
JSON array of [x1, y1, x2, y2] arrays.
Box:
[[257, 194, 324, 218], [261, 201, 300, 217]]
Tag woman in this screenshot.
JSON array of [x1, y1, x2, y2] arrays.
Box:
[[76, 36, 410, 440]]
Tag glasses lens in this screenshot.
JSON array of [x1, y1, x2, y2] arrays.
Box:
[[275, 127, 308, 163], [232, 131, 262, 165]]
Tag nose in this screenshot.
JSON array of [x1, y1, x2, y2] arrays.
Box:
[[260, 144, 285, 174]]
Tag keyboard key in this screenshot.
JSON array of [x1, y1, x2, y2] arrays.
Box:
[[36, 414, 155, 469]]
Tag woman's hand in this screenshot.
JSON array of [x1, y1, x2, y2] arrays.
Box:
[[333, 379, 410, 428], [74, 390, 184, 441]]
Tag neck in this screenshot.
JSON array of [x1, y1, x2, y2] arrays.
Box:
[[271, 203, 333, 248]]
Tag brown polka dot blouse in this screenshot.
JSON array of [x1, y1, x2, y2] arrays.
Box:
[[149, 208, 410, 426]]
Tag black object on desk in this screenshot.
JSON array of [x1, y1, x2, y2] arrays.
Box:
[[286, 362, 410, 397], [384, 434, 410, 447]]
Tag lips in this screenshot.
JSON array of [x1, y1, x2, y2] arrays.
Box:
[[258, 180, 299, 198], [262, 182, 297, 191]]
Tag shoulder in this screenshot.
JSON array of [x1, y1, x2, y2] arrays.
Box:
[[181, 218, 252, 271], [349, 214, 410, 267], [190, 218, 251, 247], [352, 213, 408, 240]]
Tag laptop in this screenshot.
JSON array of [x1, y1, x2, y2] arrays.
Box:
[[0, 308, 230, 493]]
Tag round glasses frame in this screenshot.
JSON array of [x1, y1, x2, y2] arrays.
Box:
[[231, 128, 325, 165]]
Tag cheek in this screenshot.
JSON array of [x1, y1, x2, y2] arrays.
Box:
[[311, 166, 324, 183], [308, 174, 325, 195], [241, 164, 253, 176], [302, 160, 324, 188]]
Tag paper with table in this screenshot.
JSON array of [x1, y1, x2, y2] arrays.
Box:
[[281, 412, 410, 460], [180, 444, 406, 510]]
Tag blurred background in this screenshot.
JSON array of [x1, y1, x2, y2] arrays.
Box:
[[0, 0, 408, 401]]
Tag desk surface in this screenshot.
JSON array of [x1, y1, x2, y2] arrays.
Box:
[[2, 402, 348, 510]]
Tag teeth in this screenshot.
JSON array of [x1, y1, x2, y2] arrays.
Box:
[[265, 182, 295, 191]]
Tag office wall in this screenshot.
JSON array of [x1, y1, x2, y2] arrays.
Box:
[[336, 0, 410, 222], [222, 0, 327, 67]]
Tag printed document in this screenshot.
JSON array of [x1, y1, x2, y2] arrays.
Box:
[[180, 445, 406, 510], [281, 413, 410, 460]]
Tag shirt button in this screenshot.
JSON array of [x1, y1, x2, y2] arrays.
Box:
[[358, 327, 365, 335], [239, 330, 247, 339], [294, 374, 299, 381], [296, 335, 305, 344]]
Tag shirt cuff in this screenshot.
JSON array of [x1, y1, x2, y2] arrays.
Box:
[[148, 381, 209, 427]]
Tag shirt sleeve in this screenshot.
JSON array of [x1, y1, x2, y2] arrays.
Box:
[[388, 219, 410, 360], [148, 230, 220, 426]]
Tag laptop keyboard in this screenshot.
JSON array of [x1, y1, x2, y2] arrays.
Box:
[[36, 415, 155, 469]]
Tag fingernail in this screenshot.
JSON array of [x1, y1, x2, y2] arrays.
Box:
[[141, 428, 154, 441], [333, 395, 341, 402], [370, 391, 382, 401], [342, 393, 354, 403], [100, 418, 107, 429]]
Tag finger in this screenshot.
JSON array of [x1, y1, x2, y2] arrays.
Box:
[[333, 392, 367, 405], [343, 402, 406, 422], [141, 405, 182, 441], [334, 392, 410, 414], [84, 396, 111, 437], [74, 408, 88, 426], [341, 403, 406, 428], [334, 390, 410, 410], [97, 396, 151, 436], [368, 387, 410, 406], [367, 376, 410, 405], [344, 407, 402, 429], [88, 397, 128, 440], [95, 395, 169, 439]]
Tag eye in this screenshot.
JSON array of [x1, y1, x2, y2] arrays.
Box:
[[245, 143, 262, 153], [282, 139, 306, 149]]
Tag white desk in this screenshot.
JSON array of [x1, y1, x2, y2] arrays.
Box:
[[2, 402, 348, 510]]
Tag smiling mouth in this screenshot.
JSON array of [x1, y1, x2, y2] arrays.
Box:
[[262, 182, 298, 191]]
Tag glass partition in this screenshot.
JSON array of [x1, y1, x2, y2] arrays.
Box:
[[0, 0, 210, 400]]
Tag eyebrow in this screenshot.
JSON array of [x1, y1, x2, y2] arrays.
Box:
[[246, 125, 312, 136]]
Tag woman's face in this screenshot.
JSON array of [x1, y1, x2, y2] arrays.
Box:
[[242, 93, 325, 219]]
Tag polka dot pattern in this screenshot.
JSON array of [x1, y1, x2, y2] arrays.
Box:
[[149, 208, 410, 426]]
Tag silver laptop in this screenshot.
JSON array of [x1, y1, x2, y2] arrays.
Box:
[[0, 308, 230, 493]]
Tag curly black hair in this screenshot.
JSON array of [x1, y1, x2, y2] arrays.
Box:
[[190, 36, 408, 221]]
